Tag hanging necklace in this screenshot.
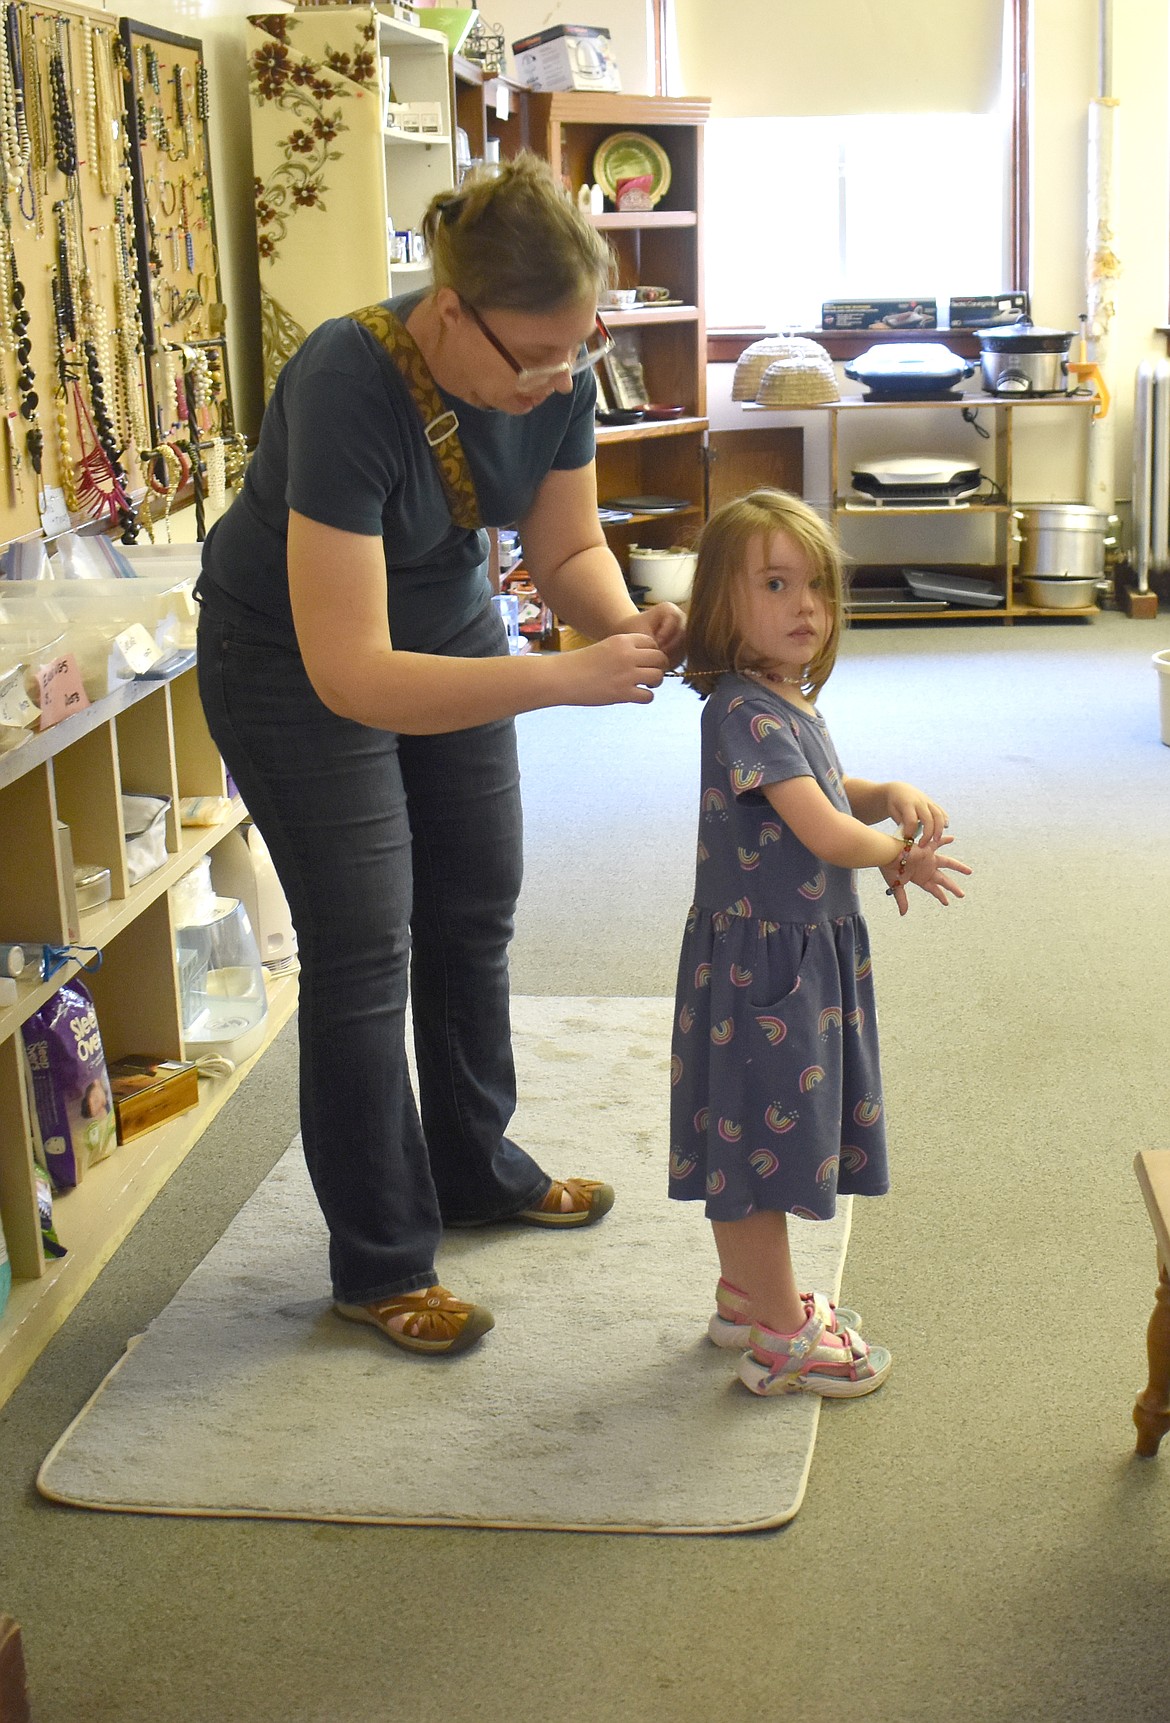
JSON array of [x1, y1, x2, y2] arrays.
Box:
[[0, 9, 21, 178], [21, 9, 47, 232], [48, 25, 77, 180], [9, 252, 43, 481], [88, 24, 120, 198], [50, 272, 80, 512]]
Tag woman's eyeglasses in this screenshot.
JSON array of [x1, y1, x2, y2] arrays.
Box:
[[463, 301, 614, 393]]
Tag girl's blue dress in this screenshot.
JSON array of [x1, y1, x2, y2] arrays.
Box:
[[670, 673, 890, 1220]]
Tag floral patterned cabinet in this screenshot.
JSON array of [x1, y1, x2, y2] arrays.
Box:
[[248, 7, 454, 395]]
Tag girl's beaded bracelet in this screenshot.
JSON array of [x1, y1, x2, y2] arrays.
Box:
[[884, 829, 918, 897]]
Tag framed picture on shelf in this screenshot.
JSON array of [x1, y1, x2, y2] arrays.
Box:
[[601, 332, 649, 411]]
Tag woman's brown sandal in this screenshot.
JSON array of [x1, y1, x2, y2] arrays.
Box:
[[334, 1285, 495, 1355], [515, 1177, 615, 1228]]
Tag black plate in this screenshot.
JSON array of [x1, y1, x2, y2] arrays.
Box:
[[596, 409, 645, 426], [604, 494, 691, 513]]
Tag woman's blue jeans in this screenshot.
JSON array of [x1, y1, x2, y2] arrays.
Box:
[[196, 600, 550, 1303]]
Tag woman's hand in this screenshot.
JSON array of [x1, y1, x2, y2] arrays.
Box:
[[610, 603, 686, 668], [557, 631, 668, 706], [885, 781, 948, 844], [880, 833, 972, 918]]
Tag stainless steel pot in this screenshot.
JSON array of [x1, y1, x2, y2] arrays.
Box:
[[1014, 504, 1107, 580]]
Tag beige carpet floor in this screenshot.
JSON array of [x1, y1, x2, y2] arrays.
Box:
[[37, 996, 855, 1534]]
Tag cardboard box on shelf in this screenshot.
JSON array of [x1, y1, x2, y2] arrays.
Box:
[[511, 24, 621, 92], [947, 293, 1029, 327], [821, 299, 938, 331]]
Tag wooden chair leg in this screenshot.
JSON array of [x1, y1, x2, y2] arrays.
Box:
[[1134, 1263, 1170, 1456], [0, 1615, 31, 1723]]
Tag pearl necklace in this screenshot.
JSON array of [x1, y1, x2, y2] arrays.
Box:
[[743, 666, 806, 688]]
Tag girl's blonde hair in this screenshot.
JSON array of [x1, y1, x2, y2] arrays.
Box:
[[421, 153, 614, 313], [683, 489, 847, 700]]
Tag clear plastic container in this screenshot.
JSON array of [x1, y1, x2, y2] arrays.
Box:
[[172, 859, 269, 1063], [47, 577, 189, 652], [0, 592, 69, 703]]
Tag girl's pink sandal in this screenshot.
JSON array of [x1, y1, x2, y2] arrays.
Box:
[[707, 1278, 861, 1350], [737, 1305, 891, 1399]]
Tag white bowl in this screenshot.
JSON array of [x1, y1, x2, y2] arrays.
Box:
[[628, 547, 696, 604]]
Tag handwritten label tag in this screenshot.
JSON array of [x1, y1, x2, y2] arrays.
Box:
[[36, 654, 91, 729], [494, 81, 510, 121], [38, 486, 72, 537], [112, 623, 164, 677], [0, 664, 35, 728]]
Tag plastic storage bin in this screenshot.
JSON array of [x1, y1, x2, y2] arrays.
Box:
[[1153, 650, 1170, 746]]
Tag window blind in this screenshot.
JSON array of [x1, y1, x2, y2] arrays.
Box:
[[669, 0, 1006, 117]]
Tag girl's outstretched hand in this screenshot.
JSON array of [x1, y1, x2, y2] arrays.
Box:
[[879, 833, 972, 918], [885, 781, 949, 844]]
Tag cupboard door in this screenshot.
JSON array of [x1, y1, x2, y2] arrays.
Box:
[[707, 428, 803, 516]]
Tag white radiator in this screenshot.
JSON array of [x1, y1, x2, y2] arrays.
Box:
[[1132, 359, 1170, 590]]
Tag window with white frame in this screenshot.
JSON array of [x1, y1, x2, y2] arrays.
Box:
[[704, 109, 1010, 330], [668, 0, 1017, 331]]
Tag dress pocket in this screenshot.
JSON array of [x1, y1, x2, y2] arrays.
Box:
[[749, 921, 814, 1013]]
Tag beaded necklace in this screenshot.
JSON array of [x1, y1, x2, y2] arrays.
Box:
[[10, 254, 43, 481], [88, 24, 120, 198], [20, 8, 47, 233], [743, 666, 807, 689], [50, 272, 79, 512], [0, 7, 22, 179], [0, 188, 18, 499], [48, 22, 76, 180], [174, 64, 194, 160], [133, 47, 148, 143], [113, 193, 150, 459], [3, 4, 30, 193]]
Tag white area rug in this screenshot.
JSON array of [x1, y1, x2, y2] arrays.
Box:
[[38, 998, 852, 1534]]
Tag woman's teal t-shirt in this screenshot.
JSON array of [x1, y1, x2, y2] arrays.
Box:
[[197, 291, 596, 652]]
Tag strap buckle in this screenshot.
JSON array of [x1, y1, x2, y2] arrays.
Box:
[[424, 410, 460, 448]]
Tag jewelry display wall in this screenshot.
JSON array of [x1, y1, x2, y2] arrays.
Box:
[[120, 19, 241, 538], [0, 0, 153, 543]]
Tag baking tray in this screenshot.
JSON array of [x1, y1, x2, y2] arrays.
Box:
[[848, 586, 948, 612], [903, 570, 1005, 608]]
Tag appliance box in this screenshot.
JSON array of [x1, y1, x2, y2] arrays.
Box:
[[948, 293, 1029, 328], [511, 24, 621, 92], [821, 299, 937, 331]]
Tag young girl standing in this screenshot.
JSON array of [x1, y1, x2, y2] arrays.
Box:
[[671, 489, 970, 1398]]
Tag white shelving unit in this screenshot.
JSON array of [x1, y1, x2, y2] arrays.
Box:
[[377, 12, 454, 294]]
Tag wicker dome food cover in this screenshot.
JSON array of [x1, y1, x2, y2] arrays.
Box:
[[732, 334, 836, 402], [755, 345, 839, 406]]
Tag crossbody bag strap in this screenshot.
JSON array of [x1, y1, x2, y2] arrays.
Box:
[[348, 302, 482, 531]]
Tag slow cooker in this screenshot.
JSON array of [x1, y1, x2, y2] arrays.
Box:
[[843, 343, 975, 400], [976, 321, 1075, 396]]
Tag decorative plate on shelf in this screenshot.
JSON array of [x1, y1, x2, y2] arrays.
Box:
[[592, 132, 672, 205]]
